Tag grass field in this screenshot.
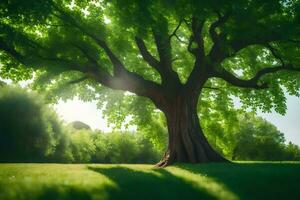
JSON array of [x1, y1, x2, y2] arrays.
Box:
[[0, 162, 300, 200]]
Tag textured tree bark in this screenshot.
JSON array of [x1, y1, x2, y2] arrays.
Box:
[[156, 95, 228, 167]]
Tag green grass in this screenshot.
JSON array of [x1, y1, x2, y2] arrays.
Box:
[[1, 162, 300, 200]]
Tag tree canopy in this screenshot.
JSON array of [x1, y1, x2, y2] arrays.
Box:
[[1, 0, 299, 118], [1, 0, 300, 165]]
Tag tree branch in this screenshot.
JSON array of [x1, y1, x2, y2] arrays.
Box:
[[168, 20, 188, 45], [0, 23, 164, 107], [191, 17, 205, 57], [0, 41, 24, 64], [66, 76, 89, 85], [287, 39, 300, 44], [185, 17, 207, 92], [208, 11, 231, 63], [134, 37, 161, 70], [169, 20, 183, 40], [53, 5, 124, 73], [214, 64, 300, 89], [153, 30, 181, 85], [173, 34, 189, 45], [71, 43, 103, 69], [265, 43, 285, 65], [209, 11, 230, 44], [0, 37, 85, 72], [51, 5, 166, 101], [187, 35, 197, 55]]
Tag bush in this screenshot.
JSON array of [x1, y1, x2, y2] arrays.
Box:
[[63, 128, 162, 164], [70, 129, 96, 163], [0, 86, 71, 162], [90, 131, 161, 164]]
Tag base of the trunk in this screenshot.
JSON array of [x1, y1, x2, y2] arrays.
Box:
[[158, 95, 229, 167], [155, 148, 229, 168]]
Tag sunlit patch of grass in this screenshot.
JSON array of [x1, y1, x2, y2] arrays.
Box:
[[0, 164, 117, 200], [95, 164, 238, 199], [165, 166, 239, 200], [1, 162, 300, 200]]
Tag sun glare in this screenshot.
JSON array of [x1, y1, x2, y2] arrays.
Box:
[[54, 97, 112, 131], [54, 97, 137, 132], [104, 16, 111, 24]]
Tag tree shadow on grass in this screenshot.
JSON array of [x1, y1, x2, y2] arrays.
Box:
[[15, 162, 300, 200], [177, 162, 300, 200], [88, 165, 237, 200], [36, 186, 92, 200]]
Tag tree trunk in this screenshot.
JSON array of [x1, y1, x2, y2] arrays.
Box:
[[156, 95, 228, 167]]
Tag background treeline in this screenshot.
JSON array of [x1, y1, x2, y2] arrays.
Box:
[[0, 86, 299, 163], [0, 86, 161, 163]]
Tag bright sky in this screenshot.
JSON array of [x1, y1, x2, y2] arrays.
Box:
[[54, 95, 300, 145], [54, 98, 113, 132], [53, 97, 137, 132], [257, 95, 300, 145]]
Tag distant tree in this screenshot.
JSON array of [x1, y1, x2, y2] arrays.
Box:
[[204, 111, 300, 161], [1, 0, 300, 166], [284, 142, 300, 160], [230, 114, 286, 160], [91, 132, 110, 163], [70, 129, 96, 163], [71, 121, 91, 130]]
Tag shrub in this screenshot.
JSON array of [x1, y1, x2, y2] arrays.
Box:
[[0, 86, 70, 162], [69, 129, 96, 163]]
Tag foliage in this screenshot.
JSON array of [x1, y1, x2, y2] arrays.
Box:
[[230, 114, 286, 160], [57, 126, 163, 164], [82, 129, 163, 163], [69, 129, 96, 163], [284, 142, 300, 160], [204, 111, 300, 161], [0, 86, 162, 163], [0, 86, 68, 162], [70, 129, 162, 164], [0, 0, 299, 131]]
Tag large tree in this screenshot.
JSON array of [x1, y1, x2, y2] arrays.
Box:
[[1, 0, 300, 166]]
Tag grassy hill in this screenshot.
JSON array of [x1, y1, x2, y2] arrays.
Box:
[[1, 162, 300, 200]]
